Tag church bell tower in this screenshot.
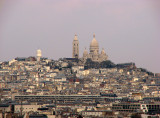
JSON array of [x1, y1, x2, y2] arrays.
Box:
[[72, 34, 79, 58]]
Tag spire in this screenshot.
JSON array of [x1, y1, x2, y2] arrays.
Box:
[[74, 34, 78, 40], [93, 33, 95, 38]]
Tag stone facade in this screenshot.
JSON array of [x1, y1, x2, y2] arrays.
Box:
[[72, 34, 108, 62], [82, 34, 108, 62], [72, 34, 79, 58]]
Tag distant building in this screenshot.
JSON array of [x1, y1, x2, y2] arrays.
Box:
[[72, 34, 79, 58], [37, 49, 42, 61], [83, 34, 108, 62], [72, 34, 108, 62]]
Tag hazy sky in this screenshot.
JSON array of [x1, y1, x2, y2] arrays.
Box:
[[0, 0, 160, 73]]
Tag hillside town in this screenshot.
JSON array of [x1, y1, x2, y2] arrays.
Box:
[[0, 35, 160, 118], [0, 54, 160, 118]]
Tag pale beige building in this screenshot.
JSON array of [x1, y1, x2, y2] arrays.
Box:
[[36, 49, 42, 62], [83, 34, 108, 62], [72, 34, 79, 58], [72, 34, 108, 62]]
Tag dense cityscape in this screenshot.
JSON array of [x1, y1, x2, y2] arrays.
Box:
[[0, 35, 160, 118]]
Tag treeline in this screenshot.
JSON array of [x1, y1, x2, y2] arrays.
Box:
[[84, 59, 116, 69], [84, 59, 154, 75]]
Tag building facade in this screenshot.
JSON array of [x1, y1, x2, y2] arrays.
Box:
[[37, 49, 42, 62], [72, 34, 79, 58], [83, 34, 108, 62], [72, 34, 108, 62]]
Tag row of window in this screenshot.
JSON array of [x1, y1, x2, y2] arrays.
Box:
[[16, 108, 34, 110], [113, 104, 140, 107], [113, 107, 139, 110]]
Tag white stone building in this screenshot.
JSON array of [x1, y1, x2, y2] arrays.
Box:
[[82, 34, 108, 62]]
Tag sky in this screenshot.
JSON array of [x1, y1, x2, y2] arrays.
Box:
[[0, 0, 160, 73]]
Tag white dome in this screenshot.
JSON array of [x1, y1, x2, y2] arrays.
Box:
[[90, 34, 99, 47], [90, 34, 99, 54], [37, 49, 42, 57], [90, 38, 99, 47]]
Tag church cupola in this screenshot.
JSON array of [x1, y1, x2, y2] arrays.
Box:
[[90, 33, 99, 54]]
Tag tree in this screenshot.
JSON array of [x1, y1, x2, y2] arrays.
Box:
[[84, 59, 115, 69], [100, 60, 116, 68]]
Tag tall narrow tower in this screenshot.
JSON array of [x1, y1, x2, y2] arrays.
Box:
[[37, 49, 42, 62], [72, 34, 79, 58]]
